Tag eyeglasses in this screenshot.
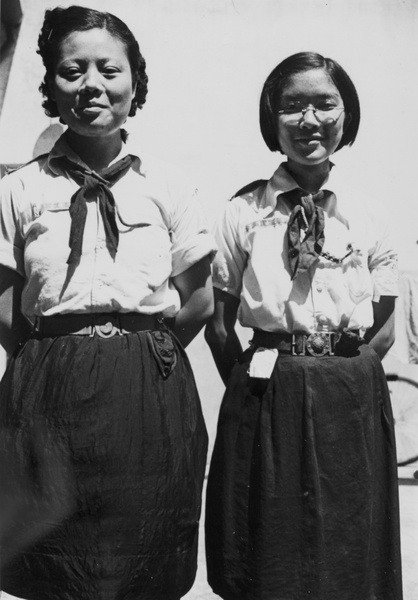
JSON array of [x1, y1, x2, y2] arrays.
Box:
[[278, 103, 345, 125]]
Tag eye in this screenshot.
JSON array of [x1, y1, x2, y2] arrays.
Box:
[[102, 67, 119, 77], [58, 66, 82, 81], [279, 102, 303, 114], [100, 62, 123, 78], [316, 101, 339, 111]]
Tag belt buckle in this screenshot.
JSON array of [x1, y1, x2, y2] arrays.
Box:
[[305, 332, 332, 357], [291, 334, 306, 356], [94, 318, 120, 338]]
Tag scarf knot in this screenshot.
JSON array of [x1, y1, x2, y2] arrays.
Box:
[[284, 188, 327, 280], [83, 172, 107, 195], [54, 155, 134, 265]]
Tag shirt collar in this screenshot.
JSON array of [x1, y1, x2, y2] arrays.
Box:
[[260, 161, 342, 216], [48, 130, 147, 177]]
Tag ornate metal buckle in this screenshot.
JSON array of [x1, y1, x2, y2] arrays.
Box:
[[94, 320, 120, 338], [291, 334, 306, 356], [305, 332, 332, 357]]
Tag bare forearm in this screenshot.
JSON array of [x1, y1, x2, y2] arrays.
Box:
[[364, 297, 396, 360], [171, 257, 214, 348], [205, 323, 242, 386], [0, 266, 30, 355], [205, 288, 242, 385], [366, 319, 395, 359], [173, 298, 213, 348]]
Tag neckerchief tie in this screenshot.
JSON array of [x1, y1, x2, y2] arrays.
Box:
[[284, 188, 326, 280], [56, 155, 134, 265]]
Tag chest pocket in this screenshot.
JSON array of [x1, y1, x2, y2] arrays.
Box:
[[115, 195, 170, 234], [33, 200, 71, 218], [24, 200, 72, 246], [244, 215, 288, 263]]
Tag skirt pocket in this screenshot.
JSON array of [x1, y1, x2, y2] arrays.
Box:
[[147, 329, 178, 379]]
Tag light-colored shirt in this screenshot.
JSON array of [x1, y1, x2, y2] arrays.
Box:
[[0, 133, 216, 322], [212, 162, 398, 334]]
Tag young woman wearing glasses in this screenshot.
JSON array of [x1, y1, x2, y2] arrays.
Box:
[[204, 52, 402, 600]]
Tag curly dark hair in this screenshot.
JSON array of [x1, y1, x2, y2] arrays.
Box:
[[259, 51, 360, 153], [37, 5, 148, 119]]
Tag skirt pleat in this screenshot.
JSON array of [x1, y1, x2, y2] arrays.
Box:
[[0, 330, 208, 600], [205, 343, 402, 600]]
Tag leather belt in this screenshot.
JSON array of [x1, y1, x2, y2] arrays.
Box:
[[33, 313, 159, 338], [250, 330, 359, 357]]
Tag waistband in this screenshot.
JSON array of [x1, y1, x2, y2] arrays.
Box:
[[33, 313, 160, 338], [251, 330, 361, 357]]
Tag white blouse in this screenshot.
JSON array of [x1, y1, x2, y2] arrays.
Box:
[[0, 133, 216, 322], [212, 162, 398, 334]]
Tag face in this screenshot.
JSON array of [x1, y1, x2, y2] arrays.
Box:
[[276, 69, 346, 168], [52, 28, 136, 140]]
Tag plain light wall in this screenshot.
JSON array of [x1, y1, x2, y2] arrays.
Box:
[[1, 8, 417, 596], [1, 0, 418, 270]]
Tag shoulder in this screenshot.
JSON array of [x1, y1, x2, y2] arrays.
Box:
[[126, 140, 191, 185], [328, 165, 385, 223], [231, 179, 268, 199], [337, 185, 390, 231], [216, 179, 267, 234], [330, 173, 394, 253], [1, 154, 50, 190], [135, 151, 198, 197], [222, 179, 270, 228]]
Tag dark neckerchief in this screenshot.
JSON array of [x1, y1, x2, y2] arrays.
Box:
[[283, 188, 327, 280], [56, 154, 134, 265]]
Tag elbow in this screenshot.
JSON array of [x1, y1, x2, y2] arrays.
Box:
[[369, 327, 395, 360], [204, 293, 215, 322], [380, 314, 396, 358], [382, 328, 396, 357], [198, 293, 214, 328], [204, 314, 225, 351], [387, 327, 396, 351], [204, 318, 216, 348]]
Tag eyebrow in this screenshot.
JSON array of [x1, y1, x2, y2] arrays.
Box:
[[280, 92, 340, 100]]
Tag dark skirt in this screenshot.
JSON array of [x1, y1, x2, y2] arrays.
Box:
[[205, 343, 402, 600], [0, 329, 208, 600]]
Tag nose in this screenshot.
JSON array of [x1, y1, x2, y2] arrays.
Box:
[[299, 107, 320, 128], [80, 67, 104, 94]]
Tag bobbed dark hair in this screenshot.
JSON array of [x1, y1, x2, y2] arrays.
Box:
[[259, 51, 360, 153], [37, 5, 148, 119]]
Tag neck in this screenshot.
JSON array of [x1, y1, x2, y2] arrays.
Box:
[[285, 159, 330, 193], [66, 130, 123, 172]]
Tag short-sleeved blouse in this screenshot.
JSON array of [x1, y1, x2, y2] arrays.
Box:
[[212, 163, 398, 334], [0, 133, 216, 322]]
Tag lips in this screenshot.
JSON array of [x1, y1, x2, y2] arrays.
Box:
[[296, 136, 323, 142], [77, 103, 107, 111]]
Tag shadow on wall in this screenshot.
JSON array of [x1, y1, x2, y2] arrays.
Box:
[[0, 123, 65, 178], [0, 0, 23, 117], [33, 123, 65, 158]]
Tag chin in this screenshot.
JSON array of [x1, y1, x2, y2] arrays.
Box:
[[295, 154, 329, 166], [70, 123, 121, 139]]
